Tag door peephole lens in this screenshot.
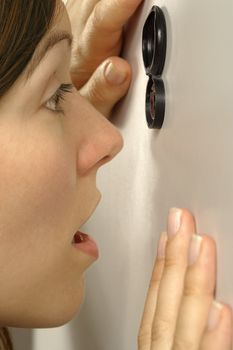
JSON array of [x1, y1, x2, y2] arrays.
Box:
[[143, 6, 167, 129], [146, 77, 165, 129], [142, 11, 156, 73], [142, 6, 167, 77]]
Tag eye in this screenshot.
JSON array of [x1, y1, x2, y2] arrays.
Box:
[[44, 83, 74, 114]]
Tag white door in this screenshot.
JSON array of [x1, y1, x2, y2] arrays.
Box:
[[10, 0, 233, 349]]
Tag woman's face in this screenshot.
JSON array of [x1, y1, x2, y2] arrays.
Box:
[[0, 2, 123, 328]]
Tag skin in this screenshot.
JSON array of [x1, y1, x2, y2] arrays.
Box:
[[0, 2, 123, 328], [66, 0, 142, 117], [0, 0, 232, 347], [138, 210, 233, 349]]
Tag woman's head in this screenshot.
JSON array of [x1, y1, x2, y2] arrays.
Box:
[[0, 0, 123, 328]]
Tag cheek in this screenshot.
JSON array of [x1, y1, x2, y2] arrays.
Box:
[[0, 101, 105, 327], [0, 129, 89, 326], [0, 132, 77, 242]]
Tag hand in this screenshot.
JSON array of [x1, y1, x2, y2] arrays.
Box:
[[66, 0, 143, 118], [138, 208, 233, 350]]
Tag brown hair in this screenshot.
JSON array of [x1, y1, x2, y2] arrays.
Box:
[[0, 0, 59, 348], [0, 328, 13, 350], [0, 0, 59, 98]]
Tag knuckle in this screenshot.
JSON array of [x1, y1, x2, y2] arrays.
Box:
[[164, 254, 181, 270], [184, 269, 215, 297], [150, 260, 164, 285], [91, 3, 106, 31], [183, 282, 213, 297], [149, 275, 161, 290], [91, 3, 121, 33], [72, 37, 87, 62], [87, 83, 106, 104]]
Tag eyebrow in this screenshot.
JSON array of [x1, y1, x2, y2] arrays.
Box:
[[25, 30, 73, 81]]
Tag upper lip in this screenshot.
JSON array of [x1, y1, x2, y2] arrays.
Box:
[[74, 191, 102, 233]]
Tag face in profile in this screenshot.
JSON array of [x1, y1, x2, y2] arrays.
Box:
[[0, 1, 123, 328]]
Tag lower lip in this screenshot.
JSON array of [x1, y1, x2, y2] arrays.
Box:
[[72, 231, 99, 259]]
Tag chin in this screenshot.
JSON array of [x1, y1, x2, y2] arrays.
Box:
[[4, 277, 86, 329], [36, 279, 86, 328], [4, 296, 85, 329]]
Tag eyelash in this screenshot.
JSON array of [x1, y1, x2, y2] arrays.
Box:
[[45, 83, 74, 114]]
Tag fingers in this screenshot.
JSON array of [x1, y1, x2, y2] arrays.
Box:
[[66, 0, 99, 32], [138, 208, 196, 350], [172, 235, 216, 349], [88, 0, 144, 32], [151, 208, 197, 349], [138, 232, 167, 350], [69, 0, 144, 87], [78, 57, 132, 118], [138, 208, 233, 350]]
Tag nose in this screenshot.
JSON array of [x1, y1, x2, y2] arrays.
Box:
[[73, 95, 124, 175]]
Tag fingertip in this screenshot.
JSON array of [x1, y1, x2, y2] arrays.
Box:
[[182, 208, 196, 224], [209, 302, 232, 332], [104, 62, 126, 85], [177, 208, 197, 234], [216, 303, 233, 342], [105, 57, 132, 78], [202, 302, 233, 349], [200, 234, 217, 254]]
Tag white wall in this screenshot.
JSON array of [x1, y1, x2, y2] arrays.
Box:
[[10, 0, 233, 349]]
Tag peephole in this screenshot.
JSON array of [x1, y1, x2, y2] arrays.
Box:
[[142, 6, 167, 129], [146, 77, 165, 129]]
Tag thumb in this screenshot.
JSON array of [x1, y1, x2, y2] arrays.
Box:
[[78, 57, 132, 119]]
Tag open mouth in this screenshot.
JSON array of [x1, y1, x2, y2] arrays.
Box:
[[71, 193, 101, 257], [72, 232, 88, 244], [71, 231, 99, 258]]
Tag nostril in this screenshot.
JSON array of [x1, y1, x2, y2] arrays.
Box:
[[98, 155, 111, 166]]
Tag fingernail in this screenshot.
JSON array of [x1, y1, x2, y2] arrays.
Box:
[[104, 61, 127, 85], [207, 300, 223, 331], [157, 232, 168, 259], [188, 234, 203, 266], [167, 208, 182, 238]]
